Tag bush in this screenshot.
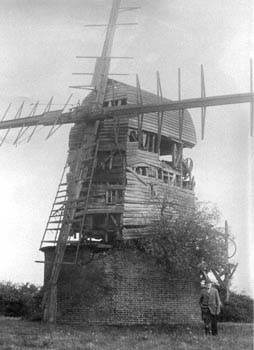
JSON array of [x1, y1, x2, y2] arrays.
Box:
[[219, 292, 253, 323], [0, 281, 43, 320], [137, 203, 229, 278]]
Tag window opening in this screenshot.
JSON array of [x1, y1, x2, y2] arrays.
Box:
[[106, 189, 123, 204], [135, 167, 147, 176], [150, 184, 156, 197], [147, 167, 156, 177], [129, 129, 138, 142], [163, 171, 169, 183], [103, 101, 109, 107]]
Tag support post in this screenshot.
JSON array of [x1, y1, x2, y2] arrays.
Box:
[[224, 220, 230, 302], [136, 74, 143, 148], [201, 64, 206, 140], [250, 59, 253, 136], [156, 71, 164, 154], [92, 0, 122, 106], [178, 68, 184, 187]]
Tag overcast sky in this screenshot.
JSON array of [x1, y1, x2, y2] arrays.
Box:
[[0, 0, 253, 295]]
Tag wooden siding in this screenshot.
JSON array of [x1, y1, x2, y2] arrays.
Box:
[[122, 141, 195, 239], [65, 79, 196, 241], [81, 79, 197, 147], [97, 118, 129, 151]]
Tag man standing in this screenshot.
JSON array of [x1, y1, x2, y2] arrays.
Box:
[[199, 281, 222, 335]]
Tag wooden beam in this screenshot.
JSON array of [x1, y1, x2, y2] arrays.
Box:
[[250, 59, 253, 136], [92, 0, 122, 105], [201, 65, 207, 140], [0, 92, 253, 130], [211, 268, 226, 289], [126, 167, 148, 186]]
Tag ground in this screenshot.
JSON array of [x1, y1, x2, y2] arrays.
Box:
[[0, 317, 253, 350]]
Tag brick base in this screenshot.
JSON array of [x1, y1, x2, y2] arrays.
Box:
[[43, 246, 201, 325]]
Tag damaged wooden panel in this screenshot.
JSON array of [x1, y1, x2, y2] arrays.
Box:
[[122, 168, 195, 239], [43, 78, 196, 248]]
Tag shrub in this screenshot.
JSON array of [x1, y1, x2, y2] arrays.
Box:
[[137, 202, 229, 278], [219, 291, 253, 323], [0, 281, 43, 320]]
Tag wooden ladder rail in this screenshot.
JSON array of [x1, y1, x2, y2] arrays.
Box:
[[43, 134, 100, 322], [39, 163, 69, 249], [73, 140, 100, 263]]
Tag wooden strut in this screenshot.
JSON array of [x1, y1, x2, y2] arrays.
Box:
[[250, 58, 253, 136], [156, 71, 164, 154], [0, 101, 24, 146], [76, 56, 134, 59], [178, 68, 184, 142], [1, 103, 11, 122], [13, 101, 39, 145], [43, 137, 100, 323], [1, 92, 253, 132], [46, 94, 73, 139], [92, 0, 122, 106], [0, 103, 11, 146], [201, 64, 206, 140], [84, 23, 138, 28], [111, 80, 122, 153], [208, 220, 238, 302], [178, 68, 184, 187], [136, 74, 144, 148]]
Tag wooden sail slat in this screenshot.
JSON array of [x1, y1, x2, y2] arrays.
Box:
[[0, 92, 253, 129]]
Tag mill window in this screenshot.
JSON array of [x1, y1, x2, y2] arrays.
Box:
[[142, 132, 157, 153], [129, 129, 138, 142], [163, 171, 169, 183], [135, 167, 147, 176], [147, 167, 156, 178], [106, 189, 123, 204], [103, 98, 128, 108]]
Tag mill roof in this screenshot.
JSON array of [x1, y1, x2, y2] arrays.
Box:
[[83, 79, 197, 148]]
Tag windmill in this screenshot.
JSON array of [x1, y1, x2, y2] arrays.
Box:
[[0, 0, 252, 324]]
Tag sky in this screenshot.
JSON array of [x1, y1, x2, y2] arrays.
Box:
[[0, 0, 253, 296]]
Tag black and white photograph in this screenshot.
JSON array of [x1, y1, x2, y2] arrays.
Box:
[[0, 0, 253, 348]]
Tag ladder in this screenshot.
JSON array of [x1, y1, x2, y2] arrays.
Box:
[[40, 163, 69, 250], [43, 134, 100, 322], [40, 141, 99, 251]]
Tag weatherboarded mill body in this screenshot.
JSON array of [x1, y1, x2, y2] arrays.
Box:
[[41, 76, 200, 324]]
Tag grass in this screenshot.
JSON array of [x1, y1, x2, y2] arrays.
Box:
[[0, 316, 253, 350]]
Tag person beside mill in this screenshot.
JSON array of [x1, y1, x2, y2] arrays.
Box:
[[199, 281, 222, 335]]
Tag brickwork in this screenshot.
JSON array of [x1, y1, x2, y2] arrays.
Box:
[[43, 247, 201, 325]]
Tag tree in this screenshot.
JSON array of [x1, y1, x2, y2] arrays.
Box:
[[138, 202, 230, 279], [0, 281, 42, 319]]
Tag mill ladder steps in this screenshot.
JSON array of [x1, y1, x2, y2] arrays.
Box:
[[42, 138, 100, 322]]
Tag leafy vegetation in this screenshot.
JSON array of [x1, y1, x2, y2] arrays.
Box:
[[136, 202, 229, 278], [0, 204, 251, 325], [219, 291, 254, 323], [0, 281, 43, 320]]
